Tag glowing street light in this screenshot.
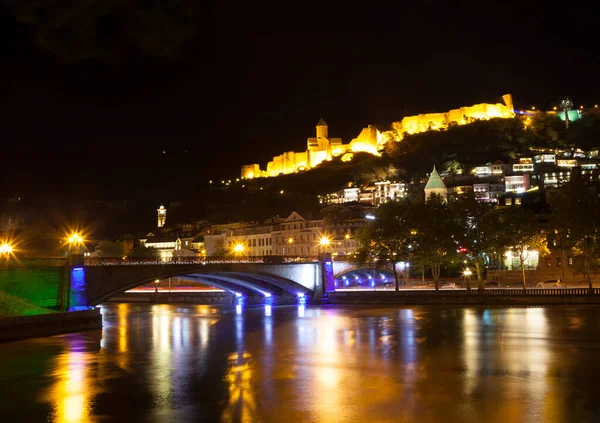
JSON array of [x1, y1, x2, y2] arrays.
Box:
[[68, 233, 83, 244], [319, 236, 330, 247], [67, 233, 84, 254], [288, 237, 295, 245], [233, 243, 245, 254], [0, 243, 13, 255], [463, 268, 472, 292]]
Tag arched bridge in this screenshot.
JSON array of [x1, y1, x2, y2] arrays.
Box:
[[78, 256, 336, 307], [0, 256, 369, 311]]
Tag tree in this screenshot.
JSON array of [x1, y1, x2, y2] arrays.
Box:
[[95, 240, 126, 258], [501, 207, 550, 289], [128, 246, 158, 258], [548, 179, 600, 292], [355, 202, 412, 291], [410, 194, 458, 290], [453, 192, 507, 290]]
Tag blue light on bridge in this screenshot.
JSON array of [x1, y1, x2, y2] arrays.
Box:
[[69, 267, 89, 311], [297, 292, 307, 307], [235, 294, 245, 315]]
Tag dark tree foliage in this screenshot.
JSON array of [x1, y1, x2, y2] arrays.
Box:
[[548, 179, 600, 291]]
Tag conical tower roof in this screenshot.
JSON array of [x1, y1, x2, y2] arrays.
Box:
[[424, 165, 446, 190], [316, 118, 327, 126]]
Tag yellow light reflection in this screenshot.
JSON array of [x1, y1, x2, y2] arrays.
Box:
[[118, 303, 129, 353], [221, 352, 256, 423], [222, 313, 256, 423], [150, 305, 173, 412], [46, 337, 96, 423]]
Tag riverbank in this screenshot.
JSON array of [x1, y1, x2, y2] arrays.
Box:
[[0, 308, 102, 343], [327, 289, 600, 305], [0, 290, 56, 318]]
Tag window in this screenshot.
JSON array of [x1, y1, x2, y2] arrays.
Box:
[[546, 258, 552, 267], [506, 198, 512, 206], [515, 198, 521, 205], [568, 256, 573, 266], [556, 257, 562, 266]]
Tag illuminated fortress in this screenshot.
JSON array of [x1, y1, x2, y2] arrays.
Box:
[[241, 94, 514, 179]]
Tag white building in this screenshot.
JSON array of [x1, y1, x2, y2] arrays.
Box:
[[533, 154, 556, 164], [271, 212, 324, 256], [473, 182, 505, 202], [505, 174, 530, 193], [491, 160, 510, 175], [557, 159, 578, 168], [475, 164, 492, 176], [512, 158, 534, 173], [374, 181, 407, 205], [140, 235, 195, 261]]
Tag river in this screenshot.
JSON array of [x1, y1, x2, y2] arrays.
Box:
[[1, 303, 600, 422]]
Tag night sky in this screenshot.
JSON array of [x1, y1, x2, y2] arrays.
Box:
[[2, 1, 599, 201]]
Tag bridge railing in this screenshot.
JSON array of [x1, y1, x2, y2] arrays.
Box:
[[330, 287, 600, 296], [83, 256, 320, 266]]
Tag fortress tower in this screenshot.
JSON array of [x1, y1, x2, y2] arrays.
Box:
[[316, 118, 328, 139]]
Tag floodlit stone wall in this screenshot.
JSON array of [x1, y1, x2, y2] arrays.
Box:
[[241, 94, 515, 179]]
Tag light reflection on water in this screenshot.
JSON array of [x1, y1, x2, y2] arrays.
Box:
[[0, 304, 599, 422]]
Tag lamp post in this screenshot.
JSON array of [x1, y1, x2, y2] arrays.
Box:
[[344, 233, 350, 255], [154, 279, 159, 295], [233, 243, 245, 259], [287, 237, 294, 256], [0, 243, 13, 261], [463, 268, 472, 292], [319, 236, 330, 255], [67, 233, 84, 254]]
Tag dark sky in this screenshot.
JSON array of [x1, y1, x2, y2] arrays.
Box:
[[2, 1, 599, 200]]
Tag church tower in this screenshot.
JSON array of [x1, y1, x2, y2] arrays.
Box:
[[157, 204, 167, 228], [424, 166, 448, 202], [316, 118, 328, 139]]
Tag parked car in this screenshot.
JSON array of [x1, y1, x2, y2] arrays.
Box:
[[536, 279, 564, 288], [441, 283, 457, 289]]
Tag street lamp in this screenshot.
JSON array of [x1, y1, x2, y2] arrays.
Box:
[[67, 233, 84, 254], [233, 243, 245, 256], [154, 279, 159, 294], [344, 233, 350, 254], [0, 243, 13, 258], [463, 268, 472, 292], [319, 236, 330, 255]]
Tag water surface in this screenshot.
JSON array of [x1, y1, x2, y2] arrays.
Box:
[[1, 303, 600, 422]]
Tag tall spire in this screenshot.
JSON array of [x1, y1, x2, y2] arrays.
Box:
[[316, 118, 327, 126]]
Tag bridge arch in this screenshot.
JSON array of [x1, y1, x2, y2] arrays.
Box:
[[84, 262, 320, 305]]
